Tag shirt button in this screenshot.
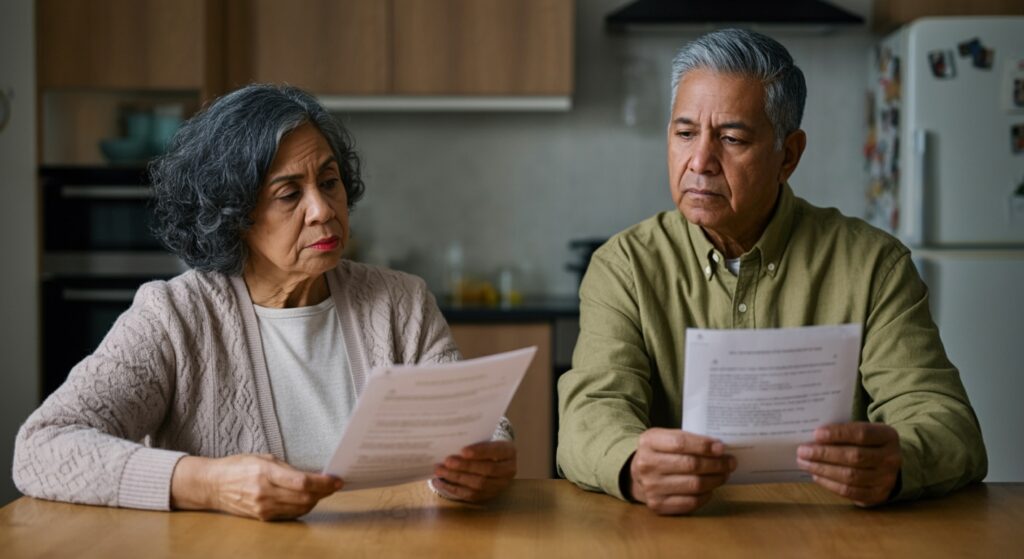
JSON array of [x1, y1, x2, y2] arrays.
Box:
[[712, 253, 721, 263], [738, 303, 748, 313], [704, 265, 712, 277], [767, 263, 776, 272]]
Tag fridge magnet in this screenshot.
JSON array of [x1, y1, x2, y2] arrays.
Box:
[[1002, 58, 1024, 112], [1013, 123, 1024, 154], [928, 50, 956, 79], [958, 37, 994, 69], [957, 38, 981, 58]]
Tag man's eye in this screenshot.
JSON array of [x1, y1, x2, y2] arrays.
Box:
[[278, 191, 300, 201], [676, 130, 694, 139], [722, 136, 743, 144], [320, 178, 340, 189]]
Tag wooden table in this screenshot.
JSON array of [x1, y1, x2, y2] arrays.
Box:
[[1, 480, 1021, 558]]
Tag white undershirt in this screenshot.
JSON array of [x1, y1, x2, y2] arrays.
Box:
[[725, 257, 741, 276], [254, 297, 355, 472]]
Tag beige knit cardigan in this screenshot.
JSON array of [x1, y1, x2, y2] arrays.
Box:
[[13, 261, 508, 510]]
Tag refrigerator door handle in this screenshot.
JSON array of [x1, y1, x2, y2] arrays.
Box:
[[909, 129, 928, 246]]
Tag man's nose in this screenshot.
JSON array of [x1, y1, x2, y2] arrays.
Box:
[[688, 135, 721, 175]]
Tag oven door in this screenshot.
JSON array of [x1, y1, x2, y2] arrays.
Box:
[[41, 166, 162, 252], [40, 276, 166, 399]]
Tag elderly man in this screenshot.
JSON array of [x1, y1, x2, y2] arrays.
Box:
[[557, 29, 987, 515]]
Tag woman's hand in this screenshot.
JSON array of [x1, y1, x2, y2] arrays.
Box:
[[431, 440, 517, 502], [171, 454, 342, 521]]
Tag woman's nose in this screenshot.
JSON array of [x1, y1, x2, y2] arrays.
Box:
[[305, 188, 336, 224]]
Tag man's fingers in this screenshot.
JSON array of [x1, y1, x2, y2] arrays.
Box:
[[632, 447, 734, 476], [809, 474, 889, 507], [640, 428, 724, 456], [814, 422, 898, 446], [643, 472, 730, 495], [797, 443, 888, 468], [796, 458, 886, 489], [645, 492, 714, 515]]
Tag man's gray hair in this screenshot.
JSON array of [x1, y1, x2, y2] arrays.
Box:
[[670, 28, 806, 149]]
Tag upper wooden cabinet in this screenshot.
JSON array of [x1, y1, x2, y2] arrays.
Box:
[[392, 0, 574, 95], [37, 0, 225, 97], [37, 0, 575, 99], [873, 0, 1024, 33], [231, 0, 574, 96], [228, 0, 390, 94]]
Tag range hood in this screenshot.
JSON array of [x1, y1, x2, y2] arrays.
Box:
[[606, 0, 864, 31]]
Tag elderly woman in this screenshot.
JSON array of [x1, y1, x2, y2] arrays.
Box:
[[13, 84, 516, 520]]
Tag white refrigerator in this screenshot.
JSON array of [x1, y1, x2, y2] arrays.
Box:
[[865, 17, 1024, 482]]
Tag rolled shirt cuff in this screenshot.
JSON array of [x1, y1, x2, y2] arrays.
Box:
[[117, 447, 188, 511]]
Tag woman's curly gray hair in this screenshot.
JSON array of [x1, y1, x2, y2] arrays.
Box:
[[149, 83, 365, 275]]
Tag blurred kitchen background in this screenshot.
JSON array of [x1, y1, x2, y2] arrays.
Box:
[[2, 0, 1023, 504]]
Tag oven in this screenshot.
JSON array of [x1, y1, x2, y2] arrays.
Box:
[[40, 166, 187, 399]]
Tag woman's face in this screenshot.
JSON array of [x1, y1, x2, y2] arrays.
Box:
[[244, 122, 349, 284]]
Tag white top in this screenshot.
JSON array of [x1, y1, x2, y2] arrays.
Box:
[[725, 257, 741, 276], [254, 297, 355, 472]]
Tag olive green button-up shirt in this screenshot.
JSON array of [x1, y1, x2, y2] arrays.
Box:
[[557, 184, 987, 502]]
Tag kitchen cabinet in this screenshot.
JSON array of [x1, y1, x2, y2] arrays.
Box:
[[392, 0, 574, 95], [229, 0, 574, 99], [37, 0, 225, 98], [449, 323, 554, 478], [226, 0, 390, 94], [872, 0, 1024, 32]]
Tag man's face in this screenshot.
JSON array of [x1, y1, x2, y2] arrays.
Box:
[[667, 69, 804, 252]]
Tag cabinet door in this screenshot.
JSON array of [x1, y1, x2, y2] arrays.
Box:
[[234, 0, 390, 94], [872, 0, 1024, 32], [449, 323, 554, 478], [393, 0, 574, 95], [38, 0, 208, 89]]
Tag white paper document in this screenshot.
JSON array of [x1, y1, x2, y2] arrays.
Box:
[[323, 347, 536, 491], [682, 324, 862, 484]]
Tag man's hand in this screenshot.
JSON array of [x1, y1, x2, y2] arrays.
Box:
[[626, 428, 736, 515], [171, 454, 342, 521], [432, 440, 517, 502], [796, 422, 902, 507]]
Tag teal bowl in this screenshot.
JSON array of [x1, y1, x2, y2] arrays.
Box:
[[99, 137, 149, 164]]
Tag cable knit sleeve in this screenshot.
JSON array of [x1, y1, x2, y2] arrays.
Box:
[[13, 282, 187, 510]]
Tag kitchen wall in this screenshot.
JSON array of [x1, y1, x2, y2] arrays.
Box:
[[341, 0, 875, 297], [0, 0, 39, 505]]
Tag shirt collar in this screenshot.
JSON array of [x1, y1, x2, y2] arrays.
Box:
[[685, 182, 796, 281]]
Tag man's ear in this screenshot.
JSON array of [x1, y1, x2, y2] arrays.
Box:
[[778, 129, 807, 183]]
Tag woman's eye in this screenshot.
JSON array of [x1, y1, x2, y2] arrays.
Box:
[[278, 191, 300, 201], [321, 178, 340, 189]]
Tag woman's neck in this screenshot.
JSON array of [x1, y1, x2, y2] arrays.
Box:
[[243, 270, 330, 308]]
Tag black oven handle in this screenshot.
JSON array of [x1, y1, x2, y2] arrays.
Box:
[[61, 288, 138, 303], [60, 186, 153, 199]]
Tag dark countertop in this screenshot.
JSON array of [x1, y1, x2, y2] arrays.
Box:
[[439, 295, 579, 323]]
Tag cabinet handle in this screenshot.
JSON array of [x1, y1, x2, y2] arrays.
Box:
[[61, 288, 137, 302], [60, 186, 152, 200]]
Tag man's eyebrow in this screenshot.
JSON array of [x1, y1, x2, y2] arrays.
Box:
[[266, 157, 338, 185], [672, 117, 755, 132]]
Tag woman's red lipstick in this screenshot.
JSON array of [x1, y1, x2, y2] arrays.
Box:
[[308, 236, 340, 251]]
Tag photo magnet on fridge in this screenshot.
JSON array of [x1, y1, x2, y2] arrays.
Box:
[[958, 38, 981, 57], [928, 50, 956, 79], [958, 37, 994, 70], [1004, 59, 1024, 113]]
